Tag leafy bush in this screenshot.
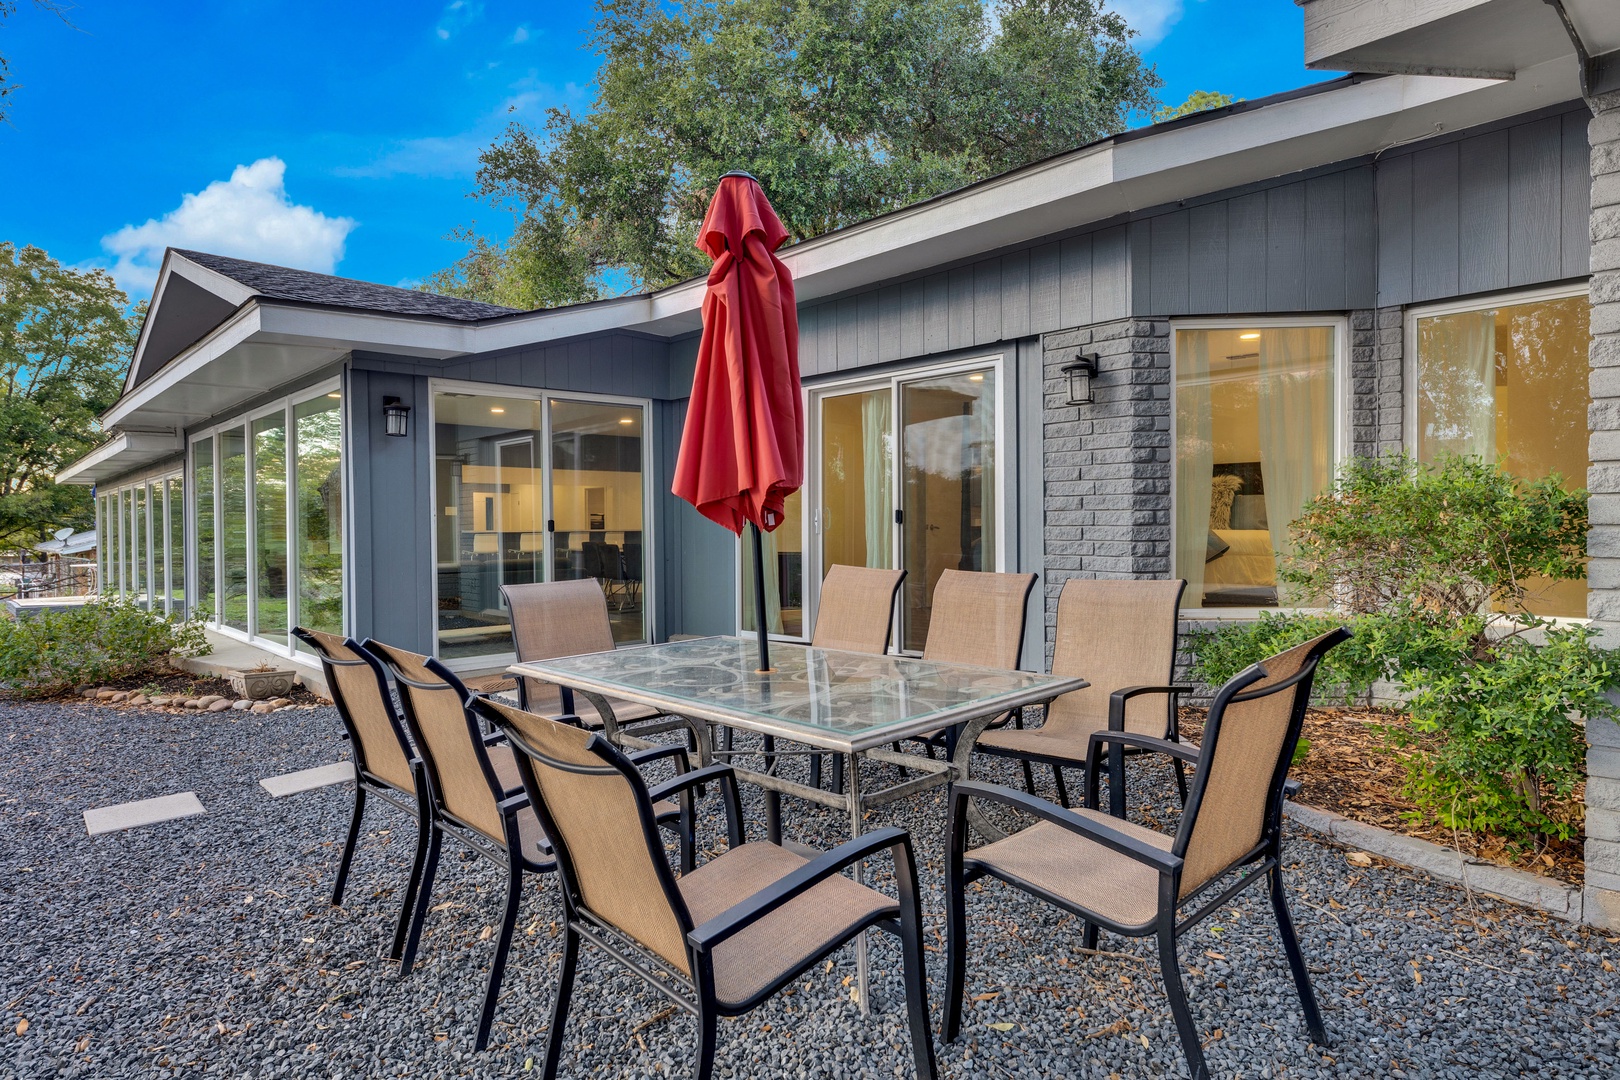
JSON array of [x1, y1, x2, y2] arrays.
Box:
[[1188, 454, 1612, 843], [0, 594, 209, 697]]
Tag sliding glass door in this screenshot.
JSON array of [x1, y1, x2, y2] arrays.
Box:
[[432, 387, 650, 661], [743, 358, 1000, 651]]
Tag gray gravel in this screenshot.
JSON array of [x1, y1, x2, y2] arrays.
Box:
[[2, 698, 1618, 1079]]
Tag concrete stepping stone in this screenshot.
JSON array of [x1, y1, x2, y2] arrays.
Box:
[[84, 792, 206, 836], [259, 762, 355, 798]]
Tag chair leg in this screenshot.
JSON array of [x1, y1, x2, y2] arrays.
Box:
[[475, 859, 526, 1051], [1052, 765, 1070, 809], [542, 925, 580, 1080], [943, 860, 969, 1042], [1082, 920, 1099, 953], [1157, 924, 1209, 1080], [389, 807, 433, 961], [397, 828, 442, 976], [332, 786, 367, 906], [1173, 758, 1189, 806], [693, 1004, 720, 1080], [1020, 758, 1036, 796], [1269, 864, 1330, 1046], [894, 857, 939, 1079]]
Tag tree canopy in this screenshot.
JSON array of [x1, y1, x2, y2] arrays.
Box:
[[0, 244, 135, 549], [427, 0, 1162, 308], [1153, 89, 1237, 123]]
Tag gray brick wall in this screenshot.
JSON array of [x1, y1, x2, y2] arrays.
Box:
[[1351, 307, 1405, 457], [1040, 318, 1171, 665], [1588, 90, 1620, 930]]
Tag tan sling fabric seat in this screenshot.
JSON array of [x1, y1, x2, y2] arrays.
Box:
[[678, 842, 896, 1006], [922, 570, 1037, 669], [963, 813, 1172, 929], [811, 565, 906, 654]]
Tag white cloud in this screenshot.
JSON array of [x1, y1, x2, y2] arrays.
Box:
[[333, 134, 487, 180], [101, 158, 356, 295], [510, 24, 530, 45], [1108, 0, 1184, 47], [436, 0, 483, 41]]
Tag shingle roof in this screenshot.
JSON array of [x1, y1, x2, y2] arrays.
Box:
[[174, 249, 519, 322]]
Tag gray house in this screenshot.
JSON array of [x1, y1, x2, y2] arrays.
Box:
[[61, 0, 1620, 924]]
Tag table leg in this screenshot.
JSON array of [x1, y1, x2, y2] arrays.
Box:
[[845, 750, 870, 1017], [763, 734, 782, 845]]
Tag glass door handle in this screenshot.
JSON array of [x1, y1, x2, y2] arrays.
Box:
[[547, 519, 555, 532], [894, 509, 904, 525]]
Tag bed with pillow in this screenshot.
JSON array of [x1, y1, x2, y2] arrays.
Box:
[[1203, 473, 1277, 606]]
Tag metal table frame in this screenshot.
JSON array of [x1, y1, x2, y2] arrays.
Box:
[[511, 637, 1085, 1012]]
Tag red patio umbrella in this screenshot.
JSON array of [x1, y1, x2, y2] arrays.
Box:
[[672, 172, 803, 671]]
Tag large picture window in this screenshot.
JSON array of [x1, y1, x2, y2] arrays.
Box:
[[1414, 289, 1590, 617], [1174, 323, 1339, 609]]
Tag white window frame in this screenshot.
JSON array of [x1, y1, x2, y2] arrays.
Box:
[[186, 376, 346, 658], [1169, 316, 1351, 621], [1405, 282, 1592, 625], [739, 352, 1011, 650], [427, 379, 658, 671]]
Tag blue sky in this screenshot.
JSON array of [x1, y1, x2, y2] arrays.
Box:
[[0, 1, 1336, 304]]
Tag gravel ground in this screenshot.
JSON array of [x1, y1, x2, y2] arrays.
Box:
[[2, 699, 1618, 1079]]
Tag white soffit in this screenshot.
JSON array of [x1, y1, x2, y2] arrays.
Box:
[[1302, 0, 1618, 79], [56, 430, 183, 486]]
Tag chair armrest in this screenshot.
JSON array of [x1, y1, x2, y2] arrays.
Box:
[[951, 780, 1181, 874], [481, 729, 508, 747], [687, 827, 913, 951], [1086, 729, 1200, 766], [1283, 777, 1301, 799], [1106, 684, 1194, 730], [628, 743, 690, 775], [496, 792, 529, 815], [647, 764, 744, 849]]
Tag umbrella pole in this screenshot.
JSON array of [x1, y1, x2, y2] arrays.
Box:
[[750, 522, 773, 673]]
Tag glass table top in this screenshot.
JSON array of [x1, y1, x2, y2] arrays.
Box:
[[511, 636, 1086, 751]]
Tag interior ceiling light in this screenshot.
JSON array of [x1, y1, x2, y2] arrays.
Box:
[[1239, 332, 1261, 340], [490, 406, 506, 414], [326, 392, 341, 399], [619, 417, 634, 425], [968, 373, 984, 382]]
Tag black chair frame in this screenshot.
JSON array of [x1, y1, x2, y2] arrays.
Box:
[[488, 717, 937, 1080], [945, 629, 1348, 1080]]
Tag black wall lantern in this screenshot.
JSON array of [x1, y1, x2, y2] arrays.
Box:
[[1061, 352, 1098, 406], [382, 396, 411, 438]]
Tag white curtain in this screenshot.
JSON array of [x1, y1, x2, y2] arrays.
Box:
[[1257, 328, 1336, 606], [1175, 332, 1214, 605], [862, 392, 892, 568], [1417, 311, 1497, 462]]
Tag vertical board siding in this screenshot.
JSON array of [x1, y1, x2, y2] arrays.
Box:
[[1377, 154, 1415, 305], [1344, 168, 1378, 302], [1412, 142, 1460, 300], [1059, 234, 1094, 329], [1264, 181, 1308, 311], [948, 266, 975, 349], [1001, 250, 1031, 340], [1092, 226, 1129, 321], [1029, 242, 1061, 333], [1562, 108, 1592, 279], [1457, 129, 1511, 296], [1508, 116, 1564, 287], [1148, 211, 1190, 315], [1304, 172, 1348, 310], [1187, 202, 1228, 312], [1226, 191, 1269, 312]]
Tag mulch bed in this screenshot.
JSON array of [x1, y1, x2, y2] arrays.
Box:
[[1179, 705, 1587, 887], [17, 669, 329, 707]]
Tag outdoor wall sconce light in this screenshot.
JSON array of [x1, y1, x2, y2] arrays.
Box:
[[382, 396, 411, 437], [1062, 352, 1099, 406]]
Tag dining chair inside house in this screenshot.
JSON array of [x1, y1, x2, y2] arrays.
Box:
[[364, 638, 696, 1051], [944, 628, 1349, 1080], [292, 627, 428, 963], [476, 696, 938, 1080], [895, 569, 1037, 760], [970, 577, 1190, 808]]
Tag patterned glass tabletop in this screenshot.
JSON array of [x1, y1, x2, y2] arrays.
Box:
[[510, 636, 1086, 752]]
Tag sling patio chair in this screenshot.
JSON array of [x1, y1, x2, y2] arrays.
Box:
[[943, 628, 1349, 1080], [896, 569, 1037, 760], [966, 578, 1189, 810], [490, 578, 686, 746], [292, 627, 429, 963], [365, 639, 695, 1051], [799, 563, 907, 790], [473, 695, 938, 1080]]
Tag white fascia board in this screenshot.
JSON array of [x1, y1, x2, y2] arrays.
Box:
[[57, 430, 184, 486], [463, 295, 653, 353], [104, 305, 264, 429]]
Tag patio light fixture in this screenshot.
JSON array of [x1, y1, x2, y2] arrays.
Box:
[[1061, 352, 1099, 407], [382, 396, 411, 437]]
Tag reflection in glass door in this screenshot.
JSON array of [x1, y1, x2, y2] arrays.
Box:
[[550, 399, 646, 644], [899, 370, 996, 650], [803, 363, 998, 652]]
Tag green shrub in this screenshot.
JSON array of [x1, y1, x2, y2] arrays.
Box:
[[0, 594, 210, 698], [1189, 454, 1613, 843]]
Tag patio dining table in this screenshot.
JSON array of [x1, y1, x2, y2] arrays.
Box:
[[510, 634, 1086, 1011]]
